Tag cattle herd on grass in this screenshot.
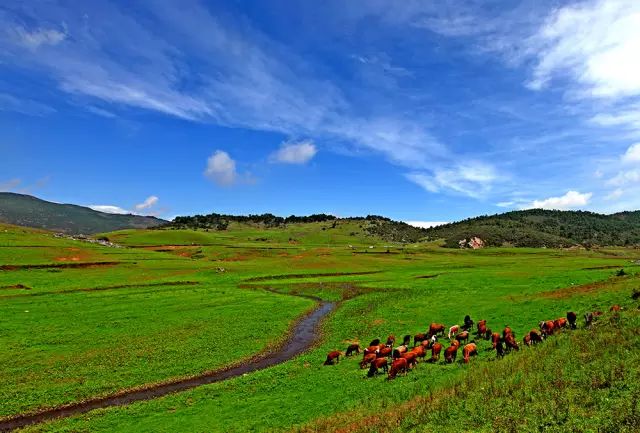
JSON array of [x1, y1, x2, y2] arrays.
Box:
[[323, 304, 623, 379]]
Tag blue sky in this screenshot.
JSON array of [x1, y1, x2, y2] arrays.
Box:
[[2, 0, 640, 224]]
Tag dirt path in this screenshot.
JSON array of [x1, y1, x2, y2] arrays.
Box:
[[0, 293, 335, 431]]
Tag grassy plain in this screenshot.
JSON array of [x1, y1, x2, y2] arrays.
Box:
[[1, 220, 638, 432]]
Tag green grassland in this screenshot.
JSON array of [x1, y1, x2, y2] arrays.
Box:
[[1, 220, 639, 432]]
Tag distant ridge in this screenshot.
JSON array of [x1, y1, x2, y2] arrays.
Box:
[[423, 208, 640, 247], [0, 192, 166, 235]]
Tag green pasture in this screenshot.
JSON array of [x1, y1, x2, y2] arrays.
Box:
[[1, 222, 638, 431]]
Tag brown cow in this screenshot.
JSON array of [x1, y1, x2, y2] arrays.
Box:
[[477, 321, 488, 337], [444, 341, 460, 364], [523, 333, 532, 347], [377, 346, 392, 358], [359, 353, 377, 369], [567, 311, 577, 329], [428, 323, 446, 338], [448, 325, 460, 339], [393, 345, 409, 359], [413, 333, 429, 347], [491, 332, 501, 349], [610, 304, 621, 312], [430, 342, 443, 362], [324, 351, 342, 365], [345, 344, 360, 356], [455, 331, 470, 344], [400, 351, 418, 368], [504, 334, 519, 352], [367, 357, 389, 377], [463, 343, 477, 363], [386, 335, 396, 346], [411, 345, 426, 361], [388, 358, 408, 379], [502, 326, 513, 339], [484, 328, 493, 340], [529, 329, 543, 345], [541, 320, 555, 336], [554, 318, 568, 330], [364, 345, 382, 355]]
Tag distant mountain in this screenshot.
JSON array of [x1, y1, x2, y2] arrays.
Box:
[[0, 193, 166, 234], [423, 208, 640, 247]]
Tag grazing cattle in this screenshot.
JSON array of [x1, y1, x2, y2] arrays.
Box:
[[504, 334, 519, 352], [386, 335, 396, 346], [431, 342, 443, 362], [428, 323, 446, 337], [463, 315, 474, 331], [491, 332, 501, 349], [567, 311, 577, 329], [413, 333, 429, 347], [541, 320, 555, 336], [554, 318, 568, 330], [455, 331, 470, 345], [324, 351, 342, 365], [411, 345, 427, 361], [502, 326, 513, 339], [523, 333, 532, 347], [360, 353, 377, 369], [496, 340, 505, 358], [364, 345, 382, 355], [367, 358, 389, 377], [584, 312, 594, 327], [400, 351, 418, 368], [477, 320, 488, 337], [388, 358, 409, 379], [610, 304, 621, 312], [484, 328, 493, 340], [345, 344, 360, 357], [448, 325, 460, 339], [463, 343, 478, 364], [402, 334, 411, 346], [393, 345, 408, 359], [529, 329, 543, 345], [377, 346, 392, 358], [369, 338, 381, 347], [444, 341, 460, 364]]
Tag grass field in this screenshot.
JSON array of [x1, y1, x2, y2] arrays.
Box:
[[1, 221, 639, 432]]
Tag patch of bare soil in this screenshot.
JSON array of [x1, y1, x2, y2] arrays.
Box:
[[0, 284, 32, 290]]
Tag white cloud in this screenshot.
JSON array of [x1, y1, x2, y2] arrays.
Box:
[[135, 195, 159, 211], [605, 189, 624, 200], [0, 178, 22, 191], [608, 169, 640, 187], [523, 190, 593, 210], [270, 140, 317, 164], [406, 162, 499, 197], [527, 0, 640, 98], [0, 92, 56, 116], [204, 151, 237, 186], [405, 221, 448, 229], [13, 27, 66, 49], [89, 205, 129, 215], [622, 143, 640, 163]]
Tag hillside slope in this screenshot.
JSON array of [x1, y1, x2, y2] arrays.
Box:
[[423, 209, 640, 247], [0, 192, 166, 234]]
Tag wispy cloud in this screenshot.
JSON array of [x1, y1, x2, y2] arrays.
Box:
[[0, 92, 56, 116], [270, 140, 317, 164], [134, 196, 159, 211], [406, 162, 500, 198], [0, 178, 22, 192]]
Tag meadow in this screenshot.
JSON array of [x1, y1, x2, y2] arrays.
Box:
[[0, 220, 638, 432]]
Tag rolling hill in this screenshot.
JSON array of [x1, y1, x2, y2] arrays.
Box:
[[423, 208, 640, 247], [0, 192, 166, 234]]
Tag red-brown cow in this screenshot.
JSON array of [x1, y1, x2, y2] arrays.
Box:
[[345, 344, 360, 356], [377, 346, 392, 358], [359, 353, 377, 369], [388, 358, 408, 379], [463, 343, 478, 364], [502, 326, 513, 339], [444, 341, 460, 364], [448, 325, 460, 339], [455, 331, 470, 344], [400, 351, 418, 368], [491, 332, 501, 349], [429, 323, 446, 338], [554, 318, 568, 330], [431, 342, 443, 362], [567, 311, 577, 329], [367, 357, 389, 377], [504, 334, 519, 352], [610, 304, 621, 312], [529, 329, 543, 345], [411, 345, 427, 361], [477, 320, 488, 337], [324, 351, 342, 365]]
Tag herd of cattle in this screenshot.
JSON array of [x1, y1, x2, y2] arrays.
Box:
[[324, 305, 622, 379]]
